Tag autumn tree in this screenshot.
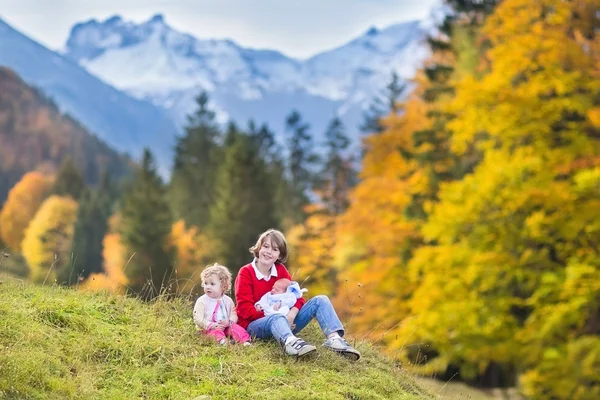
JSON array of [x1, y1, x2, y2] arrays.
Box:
[[119, 149, 174, 299], [21, 195, 79, 283], [325, 0, 501, 346], [396, 0, 600, 396], [331, 98, 430, 339], [169, 219, 214, 297], [169, 92, 222, 229], [81, 214, 128, 294], [0, 171, 54, 251], [287, 204, 338, 295]]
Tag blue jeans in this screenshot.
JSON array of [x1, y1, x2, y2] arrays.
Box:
[[246, 295, 344, 345]]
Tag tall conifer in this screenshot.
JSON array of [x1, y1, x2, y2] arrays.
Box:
[[317, 117, 356, 215], [68, 172, 116, 284], [169, 92, 222, 229], [51, 157, 85, 200], [120, 149, 174, 299], [284, 110, 319, 226], [208, 131, 279, 275]]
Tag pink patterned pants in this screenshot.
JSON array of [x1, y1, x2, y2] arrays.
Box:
[[205, 323, 251, 343]]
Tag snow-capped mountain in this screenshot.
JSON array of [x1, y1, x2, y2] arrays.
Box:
[[63, 14, 430, 142], [0, 18, 177, 175]]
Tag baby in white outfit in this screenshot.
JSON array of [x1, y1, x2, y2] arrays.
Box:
[[255, 278, 307, 316]]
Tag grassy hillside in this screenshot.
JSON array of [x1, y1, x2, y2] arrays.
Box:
[[0, 279, 434, 400]]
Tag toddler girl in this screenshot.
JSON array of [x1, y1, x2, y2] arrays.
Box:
[[193, 263, 251, 345]]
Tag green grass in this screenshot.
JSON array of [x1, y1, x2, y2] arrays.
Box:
[[0, 279, 434, 400]]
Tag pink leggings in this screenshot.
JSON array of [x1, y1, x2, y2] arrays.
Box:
[[205, 323, 251, 343]]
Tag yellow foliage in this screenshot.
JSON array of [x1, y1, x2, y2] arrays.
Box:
[[21, 195, 78, 283], [375, 1, 600, 396], [168, 219, 213, 295], [0, 172, 54, 250], [287, 204, 337, 296]]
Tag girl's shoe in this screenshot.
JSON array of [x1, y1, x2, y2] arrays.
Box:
[[322, 337, 361, 361], [243, 341, 252, 346]]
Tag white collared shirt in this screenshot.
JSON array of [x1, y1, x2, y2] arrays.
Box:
[[251, 258, 278, 281]]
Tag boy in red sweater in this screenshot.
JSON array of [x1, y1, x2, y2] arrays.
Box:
[[235, 229, 360, 360]]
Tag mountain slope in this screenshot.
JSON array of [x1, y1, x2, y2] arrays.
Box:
[[63, 15, 429, 141], [0, 66, 132, 204], [0, 280, 433, 399], [0, 18, 177, 173]]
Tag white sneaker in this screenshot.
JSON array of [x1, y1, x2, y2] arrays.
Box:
[[322, 337, 361, 361], [283, 337, 316, 357]]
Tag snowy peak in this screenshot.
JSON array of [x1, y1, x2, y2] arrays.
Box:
[[62, 14, 430, 134], [302, 20, 426, 100], [63, 14, 300, 100], [65, 13, 177, 61], [63, 15, 426, 100]]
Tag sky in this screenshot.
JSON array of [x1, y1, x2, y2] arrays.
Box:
[[0, 0, 439, 59]]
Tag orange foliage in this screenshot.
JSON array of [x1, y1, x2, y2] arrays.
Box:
[[331, 96, 431, 341], [0, 171, 54, 250], [81, 214, 128, 294], [168, 219, 213, 296]]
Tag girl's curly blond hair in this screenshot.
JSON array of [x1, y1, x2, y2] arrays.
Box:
[[200, 263, 233, 292]]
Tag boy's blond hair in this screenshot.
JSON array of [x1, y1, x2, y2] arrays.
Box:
[[249, 229, 288, 263], [200, 263, 232, 292]]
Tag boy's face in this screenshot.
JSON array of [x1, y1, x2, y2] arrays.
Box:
[[202, 274, 224, 299], [258, 237, 280, 267]]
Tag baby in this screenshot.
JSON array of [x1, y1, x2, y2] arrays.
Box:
[[254, 278, 307, 316]]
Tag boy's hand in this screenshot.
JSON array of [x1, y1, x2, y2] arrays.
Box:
[[286, 313, 295, 329], [286, 307, 299, 330]]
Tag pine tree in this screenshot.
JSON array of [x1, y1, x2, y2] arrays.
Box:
[[284, 110, 319, 226], [317, 117, 357, 215], [360, 71, 406, 134], [120, 149, 174, 299], [169, 92, 222, 229], [208, 131, 279, 276], [51, 157, 86, 200], [68, 172, 116, 284], [248, 121, 292, 228]]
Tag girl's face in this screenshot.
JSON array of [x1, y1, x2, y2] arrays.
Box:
[[202, 274, 224, 299], [257, 237, 280, 268]]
